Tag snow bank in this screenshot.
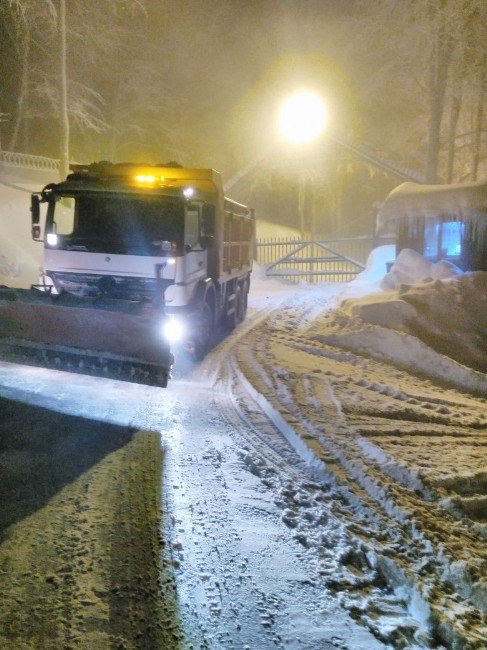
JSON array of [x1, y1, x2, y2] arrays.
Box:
[[258, 245, 482, 393], [382, 248, 463, 290], [338, 245, 396, 300], [250, 243, 486, 391], [346, 272, 485, 365]]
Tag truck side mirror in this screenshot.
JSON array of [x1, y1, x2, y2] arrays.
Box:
[[31, 194, 41, 240]]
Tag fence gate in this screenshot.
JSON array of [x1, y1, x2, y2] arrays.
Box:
[[256, 236, 393, 283]]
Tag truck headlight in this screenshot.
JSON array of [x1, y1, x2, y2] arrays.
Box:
[[46, 233, 59, 246], [163, 317, 184, 343]]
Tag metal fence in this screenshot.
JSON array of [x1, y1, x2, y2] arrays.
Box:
[[256, 235, 395, 283]]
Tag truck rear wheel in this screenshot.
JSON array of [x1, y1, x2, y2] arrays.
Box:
[[235, 285, 245, 324], [240, 280, 249, 321], [158, 371, 169, 388], [224, 285, 243, 331]]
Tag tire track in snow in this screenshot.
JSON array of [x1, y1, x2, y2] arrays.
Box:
[[160, 381, 384, 649], [176, 300, 431, 646], [234, 303, 487, 648]]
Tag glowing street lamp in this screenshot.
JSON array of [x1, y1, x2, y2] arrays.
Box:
[[278, 92, 328, 239], [224, 92, 327, 195], [278, 91, 327, 144]]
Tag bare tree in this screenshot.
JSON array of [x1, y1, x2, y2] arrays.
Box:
[[1, 0, 146, 166], [2, 1, 56, 151], [425, 1, 455, 182], [342, 0, 486, 183], [471, 61, 486, 180]]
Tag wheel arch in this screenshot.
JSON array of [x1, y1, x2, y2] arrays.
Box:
[[194, 279, 217, 326]]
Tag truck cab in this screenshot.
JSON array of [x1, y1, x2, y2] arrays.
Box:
[[31, 162, 255, 358]]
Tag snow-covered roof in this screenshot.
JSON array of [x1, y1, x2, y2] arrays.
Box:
[[376, 180, 487, 230]]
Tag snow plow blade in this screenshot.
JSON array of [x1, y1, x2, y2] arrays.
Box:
[[0, 287, 173, 387]]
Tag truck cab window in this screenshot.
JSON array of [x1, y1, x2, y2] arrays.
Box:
[[54, 197, 75, 235], [48, 194, 184, 255], [185, 204, 201, 248]]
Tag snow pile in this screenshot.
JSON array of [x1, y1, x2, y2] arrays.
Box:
[[382, 248, 463, 290], [338, 244, 396, 300], [250, 244, 487, 391], [286, 248, 487, 393], [343, 272, 487, 368], [337, 245, 462, 301]]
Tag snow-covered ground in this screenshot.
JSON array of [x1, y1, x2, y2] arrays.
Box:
[[236, 250, 486, 647], [0, 183, 486, 649]]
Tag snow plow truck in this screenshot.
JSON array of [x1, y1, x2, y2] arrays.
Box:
[[0, 162, 255, 387]]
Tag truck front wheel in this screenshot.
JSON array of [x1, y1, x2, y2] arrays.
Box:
[[192, 301, 213, 360]]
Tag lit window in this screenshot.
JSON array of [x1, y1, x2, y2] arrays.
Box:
[[440, 221, 463, 257], [423, 219, 439, 258]]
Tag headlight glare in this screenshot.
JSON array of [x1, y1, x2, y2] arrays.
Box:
[[163, 317, 184, 343]]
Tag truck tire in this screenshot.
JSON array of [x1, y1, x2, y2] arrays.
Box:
[[192, 301, 213, 360], [235, 285, 245, 324], [224, 285, 243, 331], [240, 280, 249, 321]]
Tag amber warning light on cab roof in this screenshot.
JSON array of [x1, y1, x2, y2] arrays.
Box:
[[68, 163, 220, 191], [70, 164, 164, 185], [134, 174, 160, 184]]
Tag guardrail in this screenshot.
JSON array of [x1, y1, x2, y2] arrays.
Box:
[[0, 150, 60, 171]]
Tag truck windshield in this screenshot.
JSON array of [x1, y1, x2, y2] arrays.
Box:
[[49, 193, 184, 255]]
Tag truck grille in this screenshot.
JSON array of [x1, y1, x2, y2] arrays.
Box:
[[49, 272, 158, 302]]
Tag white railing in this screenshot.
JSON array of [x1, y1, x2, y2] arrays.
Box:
[[0, 150, 60, 171]]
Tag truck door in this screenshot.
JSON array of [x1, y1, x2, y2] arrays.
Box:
[[184, 203, 207, 286]]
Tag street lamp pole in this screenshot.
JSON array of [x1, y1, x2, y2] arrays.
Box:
[[279, 92, 327, 240]]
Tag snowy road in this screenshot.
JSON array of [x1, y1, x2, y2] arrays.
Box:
[[0, 333, 383, 648], [157, 375, 384, 648], [1, 269, 486, 648]]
